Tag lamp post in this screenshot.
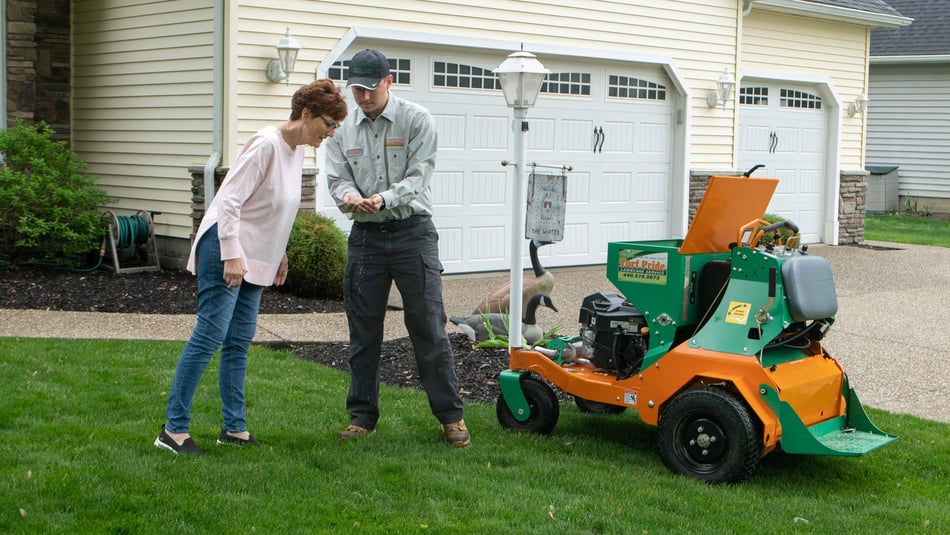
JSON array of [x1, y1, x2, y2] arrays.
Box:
[[494, 51, 549, 350]]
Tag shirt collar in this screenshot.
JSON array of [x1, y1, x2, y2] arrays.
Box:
[[355, 92, 397, 125]]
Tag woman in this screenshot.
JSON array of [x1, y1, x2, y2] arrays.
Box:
[[155, 79, 347, 454]]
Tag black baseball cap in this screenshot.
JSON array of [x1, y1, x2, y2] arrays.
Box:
[[346, 49, 391, 90]]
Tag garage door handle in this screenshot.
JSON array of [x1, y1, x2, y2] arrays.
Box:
[[769, 131, 778, 154], [593, 126, 605, 153]]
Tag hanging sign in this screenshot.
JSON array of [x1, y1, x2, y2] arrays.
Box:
[[525, 172, 567, 242]]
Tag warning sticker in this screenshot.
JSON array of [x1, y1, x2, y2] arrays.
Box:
[[725, 301, 752, 325], [624, 390, 638, 406]]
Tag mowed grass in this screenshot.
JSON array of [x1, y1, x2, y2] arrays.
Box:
[[864, 213, 950, 247], [1, 338, 947, 534]]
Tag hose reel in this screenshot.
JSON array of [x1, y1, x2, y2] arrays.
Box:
[[103, 210, 161, 274]]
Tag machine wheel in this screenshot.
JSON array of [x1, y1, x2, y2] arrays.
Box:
[[658, 388, 761, 483], [496, 375, 560, 435], [574, 396, 627, 415]]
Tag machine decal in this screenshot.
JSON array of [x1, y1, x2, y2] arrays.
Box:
[[726, 301, 752, 325], [624, 390, 638, 406], [617, 250, 668, 285]]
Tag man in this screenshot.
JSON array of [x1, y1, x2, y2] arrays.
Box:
[[325, 49, 469, 447]]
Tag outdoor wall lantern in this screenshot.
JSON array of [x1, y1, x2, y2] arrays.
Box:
[[706, 67, 736, 109], [266, 27, 301, 86], [493, 50, 549, 349], [848, 94, 869, 117]]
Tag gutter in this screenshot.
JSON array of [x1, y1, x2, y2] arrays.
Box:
[[752, 0, 913, 28], [871, 55, 950, 65], [204, 0, 225, 209]]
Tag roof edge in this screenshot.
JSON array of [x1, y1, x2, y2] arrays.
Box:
[[753, 0, 913, 28], [870, 55, 950, 64]]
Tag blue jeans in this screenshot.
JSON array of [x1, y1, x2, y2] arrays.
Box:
[[165, 225, 263, 434], [343, 216, 464, 429]]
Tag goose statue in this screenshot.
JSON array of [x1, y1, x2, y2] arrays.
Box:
[[473, 240, 555, 315], [450, 293, 558, 346]]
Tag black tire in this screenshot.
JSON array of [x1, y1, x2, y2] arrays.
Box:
[[574, 395, 627, 415], [496, 375, 560, 435], [658, 388, 761, 483]]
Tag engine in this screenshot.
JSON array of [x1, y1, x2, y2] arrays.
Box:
[[578, 292, 648, 380]]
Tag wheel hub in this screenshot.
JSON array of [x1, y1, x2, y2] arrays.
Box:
[[684, 418, 726, 462]]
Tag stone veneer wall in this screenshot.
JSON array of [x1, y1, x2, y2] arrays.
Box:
[[6, 0, 71, 139], [837, 170, 867, 245], [187, 166, 318, 238], [688, 170, 867, 245]]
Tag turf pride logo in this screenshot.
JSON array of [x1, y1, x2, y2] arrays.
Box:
[[617, 250, 668, 285]]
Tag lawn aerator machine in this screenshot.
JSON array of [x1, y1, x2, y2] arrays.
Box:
[[496, 174, 897, 483]]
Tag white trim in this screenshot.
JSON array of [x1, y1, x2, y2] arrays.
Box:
[[317, 26, 693, 239], [740, 69, 842, 245], [752, 0, 912, 28], [870, 55, 950, 65]]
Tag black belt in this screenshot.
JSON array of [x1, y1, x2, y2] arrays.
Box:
[[353, 215, 430, 232]]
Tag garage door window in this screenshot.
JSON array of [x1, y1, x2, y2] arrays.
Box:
[[433, 61, 501, 90], [780, 89, 822, 110], [328, 57, 412, 85], [740, 86, 769, 106], [607, 75, 666, 101], [542, 72, 592, 96]]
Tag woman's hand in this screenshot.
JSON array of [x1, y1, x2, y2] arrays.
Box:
[[223, 258, 246, 288], [273, 254, 289, 286]]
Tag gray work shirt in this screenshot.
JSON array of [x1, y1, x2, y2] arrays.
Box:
[[325, 92, 438, 222]]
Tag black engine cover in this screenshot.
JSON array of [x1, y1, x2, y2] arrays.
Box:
[[578, 292, 647, 379]]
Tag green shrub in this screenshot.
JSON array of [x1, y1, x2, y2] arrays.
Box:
[[0, 120, 112, 268], [280, 212, 347, 299], [761, 213, 797, 246]]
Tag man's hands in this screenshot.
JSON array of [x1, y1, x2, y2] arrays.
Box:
[[342, 193, 384, 214]]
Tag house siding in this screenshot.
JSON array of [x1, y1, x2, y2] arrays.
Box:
[[233, 0, 740, 168], [741, 10, 869, 169], [65, 1, 880, 263], [867, 63, 950, 207], [71, 0, 215, 243]]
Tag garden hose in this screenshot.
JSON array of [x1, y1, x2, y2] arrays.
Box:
[[111, 212, 152, 251], [0, 212, 152, 272]]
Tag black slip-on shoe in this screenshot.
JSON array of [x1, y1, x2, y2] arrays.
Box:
[[216, 429, 260, 446], [154, 426, 206, 455]]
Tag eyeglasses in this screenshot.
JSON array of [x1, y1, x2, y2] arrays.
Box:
[[320, 116, 342, 130]]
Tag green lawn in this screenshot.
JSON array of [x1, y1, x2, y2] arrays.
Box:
[[864, 213, 950, 247], [1, 338, 946, 533]]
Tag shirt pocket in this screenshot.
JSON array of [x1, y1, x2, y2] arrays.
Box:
[[385, 139, 407, 179], [344, 147, 365, 170]]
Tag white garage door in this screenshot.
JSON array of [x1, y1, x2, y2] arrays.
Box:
[[737, 83, 827, 243], [320, 47, 674, 274]]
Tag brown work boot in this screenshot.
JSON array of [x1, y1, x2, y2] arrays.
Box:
[[442, 420, 471, 447], [338, 424, 374, 442]]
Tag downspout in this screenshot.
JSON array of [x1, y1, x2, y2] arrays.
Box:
[[203, 0, 224, 209], [1, 0, 7, 132]]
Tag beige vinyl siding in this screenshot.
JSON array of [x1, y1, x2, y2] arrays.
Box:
[[234, 0, 740, 168], [741, 11, 869, 169], [72, 0, 215, 241], [867, 63, 950, 201]]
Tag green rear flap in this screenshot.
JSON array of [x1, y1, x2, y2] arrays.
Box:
[[761, 385, 898, 456]]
